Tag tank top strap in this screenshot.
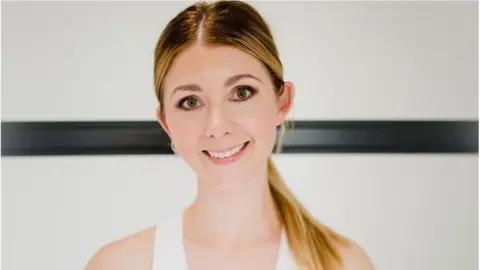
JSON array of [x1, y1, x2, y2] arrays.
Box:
[[275, 230, 298, 270], [151, 213, 189, 270]]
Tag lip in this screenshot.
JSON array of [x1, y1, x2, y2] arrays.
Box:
[[203, 142, 248, 153], [202, 141, 250, 165]]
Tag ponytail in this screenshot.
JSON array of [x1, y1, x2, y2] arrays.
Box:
[[268, 153, 348, 269]]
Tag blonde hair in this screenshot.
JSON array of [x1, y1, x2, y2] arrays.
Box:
[[153, 1, 348, 269]]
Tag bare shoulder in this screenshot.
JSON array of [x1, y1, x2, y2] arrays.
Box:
[[84, 226, 156, 270], [335, 238, 375, 270]]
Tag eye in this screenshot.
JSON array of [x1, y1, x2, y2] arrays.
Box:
[[232, 86, 257, 101], [177, 96, 203, 111]]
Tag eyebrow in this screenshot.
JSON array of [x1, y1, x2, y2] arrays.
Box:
[[170, 73, 263, 100]]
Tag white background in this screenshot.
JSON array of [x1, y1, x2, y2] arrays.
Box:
[[1, 1, 478, 270]]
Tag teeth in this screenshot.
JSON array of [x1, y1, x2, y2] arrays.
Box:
[[207, 143, 245, 159]]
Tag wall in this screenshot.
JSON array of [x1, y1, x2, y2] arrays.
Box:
[[2, 1, 477, 121], [2, 1, 478, 270]]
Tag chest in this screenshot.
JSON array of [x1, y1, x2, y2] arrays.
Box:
[[183, 241, 282, 270]]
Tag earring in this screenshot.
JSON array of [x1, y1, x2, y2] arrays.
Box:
[[170, 141, 176, 153], [279, 122, 286, 137], [275, 122, 286, 153]]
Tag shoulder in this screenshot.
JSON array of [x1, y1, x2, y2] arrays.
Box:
[[335, 238, 375, 270], [84, 226, 156, 270]]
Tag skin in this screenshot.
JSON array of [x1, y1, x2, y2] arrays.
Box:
[[84, 44, 375, 270]]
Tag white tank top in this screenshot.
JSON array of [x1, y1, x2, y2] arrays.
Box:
[[151, 213, 297, 270]]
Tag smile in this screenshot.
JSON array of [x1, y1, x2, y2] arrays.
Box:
[[202, 141, 250, 164]]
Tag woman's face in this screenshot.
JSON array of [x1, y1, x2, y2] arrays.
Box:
[[158, 44, 294, 187]]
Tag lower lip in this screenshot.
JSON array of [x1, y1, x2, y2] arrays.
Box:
[[203, 142, 250, 165]]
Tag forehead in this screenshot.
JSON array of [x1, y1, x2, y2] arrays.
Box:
[[163, 44, 271, 90]]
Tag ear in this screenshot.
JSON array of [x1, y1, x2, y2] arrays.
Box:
[[156, 106, 171, 137], [276, 81, 295, 125]]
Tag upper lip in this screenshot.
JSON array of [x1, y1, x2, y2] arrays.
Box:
[[203, 141, 248, 153]]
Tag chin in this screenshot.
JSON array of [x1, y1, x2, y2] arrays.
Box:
[[201, 171, 261, 191]]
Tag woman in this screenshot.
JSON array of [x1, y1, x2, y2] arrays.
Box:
[[86, 1, 374, 269]]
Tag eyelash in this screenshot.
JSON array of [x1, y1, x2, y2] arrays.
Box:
[[176, 85, 258, 111]]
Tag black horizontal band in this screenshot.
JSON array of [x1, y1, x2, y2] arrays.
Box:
[[1, 120, 477, 156]]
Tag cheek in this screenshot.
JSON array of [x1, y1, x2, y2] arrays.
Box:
[[236, 97, 279, 145], [165, 111, 202, 153]]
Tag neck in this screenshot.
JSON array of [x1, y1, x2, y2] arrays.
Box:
[[183, 170, 282, 249]]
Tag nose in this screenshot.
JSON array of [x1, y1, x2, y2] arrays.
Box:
[[204, 105, 232, 139]]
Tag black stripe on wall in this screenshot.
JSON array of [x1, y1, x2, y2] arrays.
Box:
[[1, 120, 478, 156]]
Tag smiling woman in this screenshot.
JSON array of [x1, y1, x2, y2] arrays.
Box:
[[84, 1, 374, 270], [159, 44, 288, 186]]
